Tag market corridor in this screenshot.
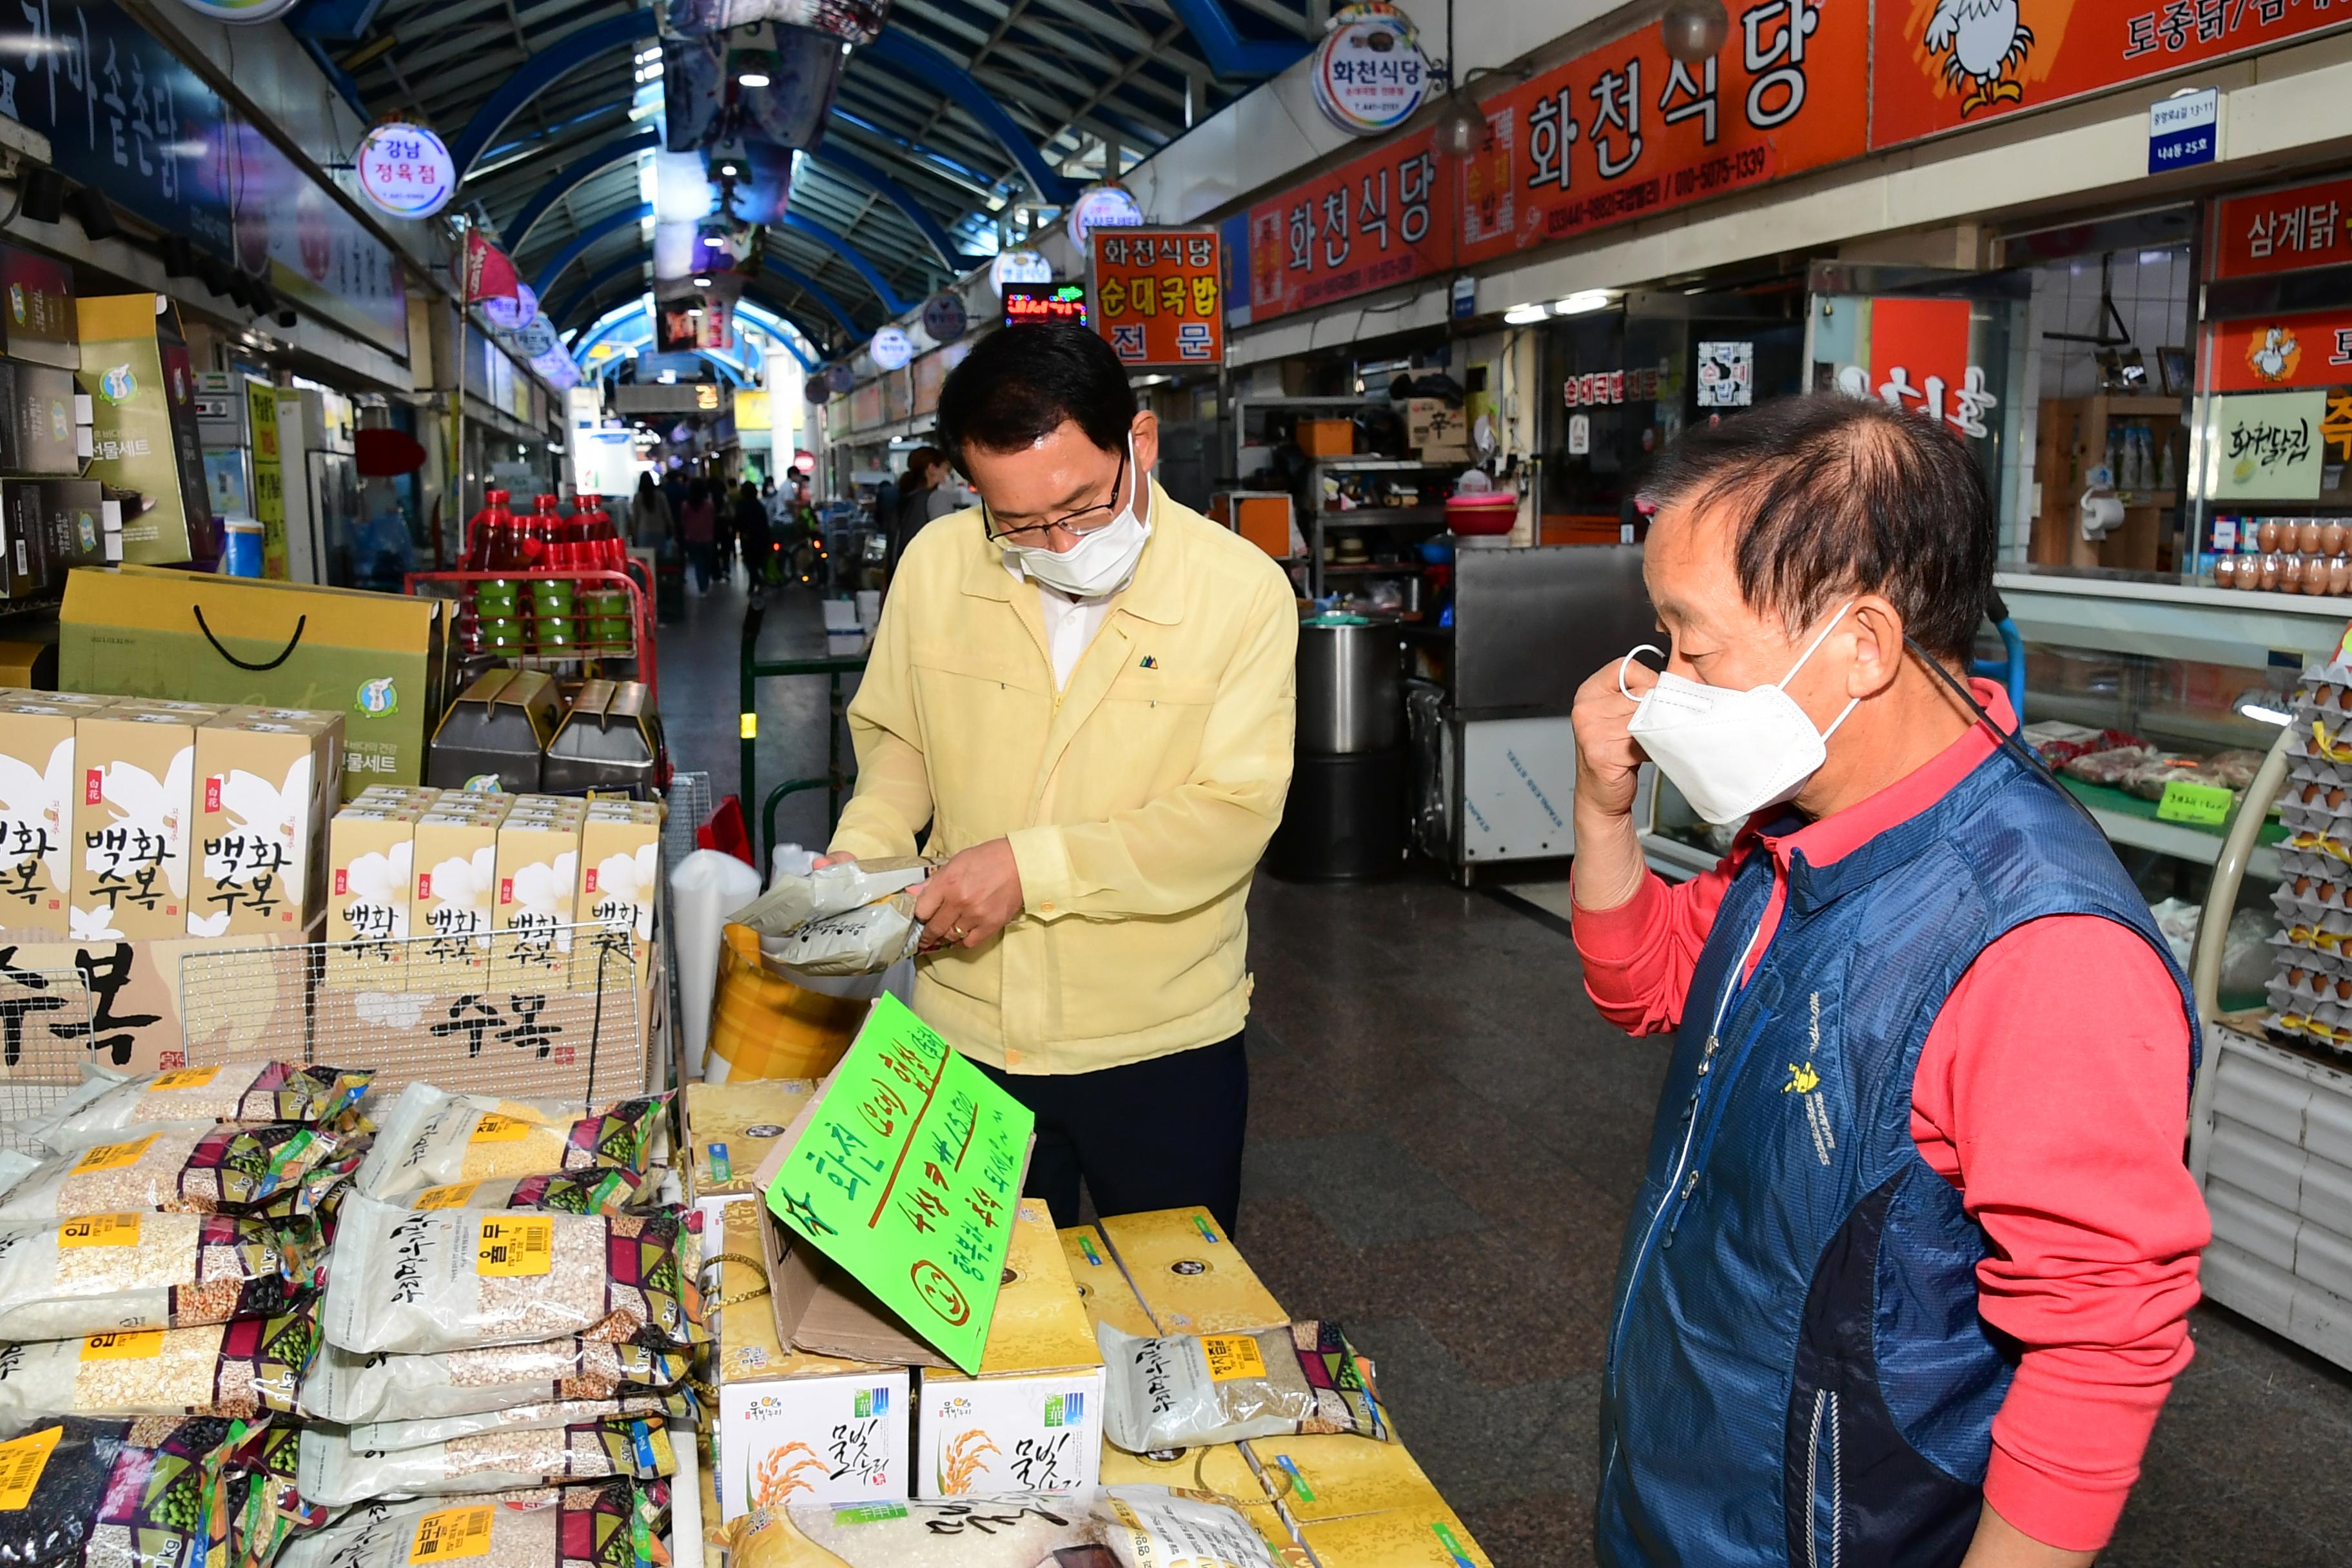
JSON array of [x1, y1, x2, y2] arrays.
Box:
[[683, 578, 2352, 1568]]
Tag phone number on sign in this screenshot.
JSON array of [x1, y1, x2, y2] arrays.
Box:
[[1539, 145, 1776, 239]]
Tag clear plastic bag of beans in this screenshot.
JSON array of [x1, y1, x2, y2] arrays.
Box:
[[300, 1338, 691, 1425], [349, 1389, 696, 1455], [0, 1125, 351, 1220], [0, 1304, 318, 1422], [276, 1480, 652, 1568], [294, 1418, 674, 1508], [0, 1413, 271, 1568], [355, 1086, 669, 1204], [26, 1063, 373, 1155], [0, 1211, 320, 1340]]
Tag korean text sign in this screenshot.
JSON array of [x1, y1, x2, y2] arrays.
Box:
[[1871, 0, 2350, 150], [1458, 0, 1868, 265], [2207, 309, 2352, 393], [1092, 228, 1223, 366], [2201, 391, 2326, 501], [2212, 173, 2352, 281], [763, 995, 1034, 1373], [1247, 128, 1448, 322]]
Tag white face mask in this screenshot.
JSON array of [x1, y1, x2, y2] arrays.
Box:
[[1621, 602, 1861, 827], [999, 433, 1152, 599]]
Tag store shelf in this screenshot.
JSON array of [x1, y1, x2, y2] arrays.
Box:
[[1317, 507, 1449, 526], [1995, 566, 2352, 667], [2059, 777, 2284, 880]]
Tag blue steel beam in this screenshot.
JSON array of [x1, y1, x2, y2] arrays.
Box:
[[735, 300, 821, 371], [1162, 0, 1311, 76], [801, 146, 985, 272], [779, 211, 910, 316], [531, 202, 652, 300], [453, 12, 654, 177], [549, 254, 650, 334], [863, 30, 1081, 205], [761, 260, 863, 338], [504, 130, 660, 252]]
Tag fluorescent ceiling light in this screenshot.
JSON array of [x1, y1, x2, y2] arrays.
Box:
[[1503, 303, 1549, 325], [737, 72, 770, 86], [693, 275, 712, 287], [1554, 289, 1613, 315], [720, 164, 738, 177]]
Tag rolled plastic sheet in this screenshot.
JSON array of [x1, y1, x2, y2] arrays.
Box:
[[667, 848, 762, 1080]]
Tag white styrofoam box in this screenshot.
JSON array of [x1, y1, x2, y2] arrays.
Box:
[[715, 1369, 910, 1520], [820, 600, 859, 631], [912, 1367, 1104, 1500]]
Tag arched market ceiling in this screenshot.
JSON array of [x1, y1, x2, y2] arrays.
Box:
[[318, 0, 1320, 353]]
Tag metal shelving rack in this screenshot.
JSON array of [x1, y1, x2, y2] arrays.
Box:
[[1231, 397, 1469, 598]]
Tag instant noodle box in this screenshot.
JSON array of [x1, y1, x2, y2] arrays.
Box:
[[914, 1197, 1104, 1500], [1096, 1208, 1288, 1333], [711, 1202, 910, 1518], [429, 667, 561, 794], [189, 707, 343, 937], [0, 696, 84, 923], [68, 704, 200, 939]]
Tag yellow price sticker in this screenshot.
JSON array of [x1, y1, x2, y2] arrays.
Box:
[[149, 1066, 221, 1091], [416, 1182, 482, 1210], [80, 1331, 162, 1360], [1199, 1333, 1268, 1382], [70, 1135, 157, 1174], [58, 1214, 139, 1248], [468, 1113, 533, 1144], [475, 1216, 553, 1277], [0, 1426, 60, 1510], [407, 1505, 495, 1564]]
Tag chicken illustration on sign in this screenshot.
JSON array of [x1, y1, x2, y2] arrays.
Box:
[[2249, 326, 2303, 384], [1923, 0, 2034, 115]]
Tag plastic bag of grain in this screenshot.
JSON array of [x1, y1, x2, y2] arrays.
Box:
[[275, 1481, 651, 1568], [355, 1084, 667, 1202], [300, 1338, 692, 1424], [349, 1389, 696, 1453], [406, 1170, 651, 1217], [0, 1124, 351, 1220], [1098, 1322, 1387, 1453], [0, 1413, 275, 1568], [732, 1496, 1103, 1568], [0, 1304, 318, 1421], [1095, 1486, 1286, 1568], [295, 1417, 675, 1507], [229, 1420, 328, 1568], [0, 1211, 320, 1340], [25, 1063, 373, 1155], [321, 1195, 696, 1355]]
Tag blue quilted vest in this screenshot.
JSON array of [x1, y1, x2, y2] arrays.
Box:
[[1595, 740, 2199, 1568]]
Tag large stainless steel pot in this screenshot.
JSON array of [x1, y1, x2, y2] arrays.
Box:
[[1295, 614, 1402, 755]]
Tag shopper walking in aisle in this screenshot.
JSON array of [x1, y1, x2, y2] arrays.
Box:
[[733, 481, 770, 587], [628, 472, 672, 549], [1567, 395, 2208, 1568], [887, 445, 957, 574], [678, 478, 716, 593], [820, 322, 1297, 1235]]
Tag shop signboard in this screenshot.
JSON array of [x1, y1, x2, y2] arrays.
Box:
[[1871, 0, 2350, 150], [1003, 283, 1089, 327], [1456, 3, 1868, 266], [2208, 309, 2352, 393], [1246, 128, 1448, 322], [1091, 228, 1222, 367], [2202, 390, 2326, 498], [1696, 341, 1755, 407], [912, 351, 946, 416], [355, 122, 457, 220], [849, 379, 885, 431], [2211, 173, 2352, 280], [1825, 295, 2002, 441], [1311, 3, 1430, 136]]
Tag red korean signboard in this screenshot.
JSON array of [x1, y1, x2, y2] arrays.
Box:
[[1862, 297, 1997, 438], [1872, 0, 2351, 150], [2207, 308, 2352, 393], [1458, 1, 1869, 264], [2211, 173, 2352, 280], [1092, 228, 1224, 366], [1246, 128, 1449, 322]]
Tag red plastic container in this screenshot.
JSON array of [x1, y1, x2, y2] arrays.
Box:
[[1446, 491, 1517, 536]]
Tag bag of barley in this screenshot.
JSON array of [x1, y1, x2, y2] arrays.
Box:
[[299, 1339, 692, 1426], [25, 1064, 373, 1155], [0, 1126, 351, 1220], [228, 1421, 328, 1568], [1098, 1322, 1387, 1453], [355, 1086, 669, 1204], [404, 1170, 649, 1217], [0, 1306, 318, 1421], [348, 1389, 696, 1453], [0, 1211, 320, 1341], [294, 1418, 675, 1507], [0, 1413, 276, 1568], [275, 1481, 654, 1568]]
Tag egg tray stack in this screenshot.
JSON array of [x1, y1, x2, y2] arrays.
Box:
[[2261, 669, 2352, 1054]]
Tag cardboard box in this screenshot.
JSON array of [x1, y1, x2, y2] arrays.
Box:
[[69, 705, 200, 939], [59, 567, 448, 799], [1096, 1208, 1288, 1334], [0, 364, 84, 479], [0, 920, 314, 1073], [1240, 1435, 1442, 1526], [577, 803, 660, 992], [77, 296, 215, 565], [0, 246, 79, 371], [1059, 1224, 1162, 1340], [354, 785, 442, 810], [1212, 492, 1294, 561], [683, 1077, 814, 1204], [0, 700, 78, 923], [491, 808, 581, 990], [1298, 418, 1354, 457], [33, 480, 107, 583], [411, 794, 513, 986], [1293, 1497, 1493, 1567], [712, 1204, 909, 1518], [324, 801, 422, 985], [544, 680, 661, 798], [189, 709, 343, 937], [915, 1198, 1104, 1498], [430, 669, 560, 794], [1403, 398, 1468, 455]]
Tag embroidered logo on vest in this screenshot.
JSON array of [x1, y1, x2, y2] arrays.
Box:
[[1783, 993, 1838, 1167]]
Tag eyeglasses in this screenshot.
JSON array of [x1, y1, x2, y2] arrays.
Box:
[[981, 444, 1128, 544]]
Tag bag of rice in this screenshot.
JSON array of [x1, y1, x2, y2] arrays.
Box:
[[1095, 1486, 1286, 1568], [733, 1496, 1103, 1568], [300, 1340, 692, 1425], [0, 1306, 318, 1421], [25, 1064, 373, 1155], [295, 1418, 675, 1508], [320, 1196, 696, 1355], [228, 1422, 327, 1568], [407, 1171, 649, 1217], [349, 1390, 696, 1454], [0, 1126, 351, 1221], [276, 1482, 656, 1568], [1098, 1322, 1387, 1453], [355, 1086, 668, 1203], [0, 1212, 320, 1340], [0, 1413, 271, 1568]]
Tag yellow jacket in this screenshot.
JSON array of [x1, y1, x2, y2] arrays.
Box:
[[828, 484, 1298, 1073]]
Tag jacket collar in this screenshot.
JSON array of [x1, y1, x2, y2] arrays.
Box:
[[956, 480, 1188, 625]]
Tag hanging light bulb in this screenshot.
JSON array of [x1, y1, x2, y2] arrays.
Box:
[[1660, 0, 1730, 63], [1432, 89, 1484, 160]]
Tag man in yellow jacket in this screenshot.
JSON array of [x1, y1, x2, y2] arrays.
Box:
[[823, 323, 1297, 1233]]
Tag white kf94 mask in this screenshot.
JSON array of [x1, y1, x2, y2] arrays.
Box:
[[1620, 601, 1860, 826]]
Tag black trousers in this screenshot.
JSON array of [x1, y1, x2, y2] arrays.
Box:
[[973, 1032, 1248, 1237]]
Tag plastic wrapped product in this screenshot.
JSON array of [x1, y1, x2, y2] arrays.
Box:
[[355, 1086, 668, 1203], [0, 1414, 271, 1568], [0, 1212, 320, 1340], [228, 1422, 327, 1568], [1098, 1322, 1388, 1453], [295, 1419, 675, 1508], [0, 1306, 317, 1421], [276, 1482, 654, 1568], [300, 1340, 692, 1426], [320, 1196, 696, 1355], [0, 1126, 349, 1222], [349, 1391, 697, 1454], [2201, 749, 2269, 791], [734, 1496, 1103, 1568], [407, 1172, 650, 1217], [24, 1064, 374, 1156], [2122, 756, 2213, 802], [1097, 1486, 1286, 1568], [2057, 745, 2153, 786]]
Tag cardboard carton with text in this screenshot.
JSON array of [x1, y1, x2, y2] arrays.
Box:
[[324, 801, 424, 986], [1096, 1208, 1288, 1335], [491, 805, 582, 990], [576, 801, 660, 992], [0, 699, 81, 925], [411, 794, 513, 986], [69, 705, 199, 939], [189, 709, 343, 936]]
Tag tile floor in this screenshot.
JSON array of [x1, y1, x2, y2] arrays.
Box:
[[676, 583, 2352, 1567]]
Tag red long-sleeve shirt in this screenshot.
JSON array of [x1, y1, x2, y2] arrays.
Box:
[[1573, 683, 2209, 1553]]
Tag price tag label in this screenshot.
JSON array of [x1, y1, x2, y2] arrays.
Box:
[[2157, 779, 2237, 826], [80, 1331, 162, 1360], [70, 1136, 157, 1174], [475, 1216, 553, 1277], [0, 1426, 59, 1511], [1200, 1333, 1268, 1382], [407, 1505, 495, 1563], [150, 1066, 220, 1090], [59, 1214, 139, 1248], [469, 1113, 532, 1144], [416, 1182, 481, 1211]]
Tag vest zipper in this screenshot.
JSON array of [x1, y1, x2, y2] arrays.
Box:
[[1662, 1004, 1775, 1242], [1807, 1387, 1843, 1568]]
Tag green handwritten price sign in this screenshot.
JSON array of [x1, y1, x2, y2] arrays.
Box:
[[2156, 779, 2237, 827], [763, 994, 1033, 1373]]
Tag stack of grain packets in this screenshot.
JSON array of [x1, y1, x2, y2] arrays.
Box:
[[294, 1079, 697, 1568]]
